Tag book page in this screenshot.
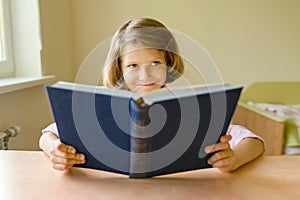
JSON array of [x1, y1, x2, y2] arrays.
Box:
[[49, 81, 239, 106], [142, 83, 233, 105], [51, 81, 141, 100]]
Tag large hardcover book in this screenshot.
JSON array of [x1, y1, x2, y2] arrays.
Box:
[[45, 82, 242, 178]]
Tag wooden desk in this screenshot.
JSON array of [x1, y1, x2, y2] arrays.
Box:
[[0, 151, 299, 200]]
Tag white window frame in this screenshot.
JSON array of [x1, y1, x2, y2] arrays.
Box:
[[0, 0, 14, 78], [0, 0, 55, 94]]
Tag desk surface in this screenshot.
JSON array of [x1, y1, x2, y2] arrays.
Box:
[[0, 151, 299, 200]]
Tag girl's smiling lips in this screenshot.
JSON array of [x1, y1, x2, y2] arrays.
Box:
[[138, 83, 156, 87]]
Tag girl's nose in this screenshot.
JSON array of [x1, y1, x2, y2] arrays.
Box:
[[138, 66, 151, 80]]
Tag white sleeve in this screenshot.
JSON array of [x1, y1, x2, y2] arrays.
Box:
[[42, 123, 59, 137], [227, 124, 265, 148]]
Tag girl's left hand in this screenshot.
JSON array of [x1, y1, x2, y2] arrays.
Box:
[[204, 134, 238, 172]]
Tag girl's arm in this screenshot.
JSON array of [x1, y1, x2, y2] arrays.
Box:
[[205, 134, 264, 172], [231, 137, 264, 170], [39, 132, 85, 170]]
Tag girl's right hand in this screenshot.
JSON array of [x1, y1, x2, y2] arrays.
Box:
[[49, 139, 85, 171]]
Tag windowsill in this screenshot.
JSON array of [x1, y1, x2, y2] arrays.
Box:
[[0, 75, 56, 94]]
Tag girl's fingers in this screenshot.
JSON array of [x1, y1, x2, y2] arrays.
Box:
[[50, 140, 85, 162], [220, 134, 232, 143], [205, 134, 237, 172], [205, 134, 232, 154], [51, 148, 83, 160], [50, 140, 84, 160], [208, 149, 232, 164], [50, 155, 85, 165], [49, 139, 86, 171], [54, 139, 76, 153], [50, 153, 85, 172], [205, 142, 230, 154], [209, 155, 237, 172]]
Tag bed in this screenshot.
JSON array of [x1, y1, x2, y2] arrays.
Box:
[[231, 82, 300, 156]]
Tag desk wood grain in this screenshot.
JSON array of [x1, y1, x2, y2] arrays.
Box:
[[0, 151, 299, 200]]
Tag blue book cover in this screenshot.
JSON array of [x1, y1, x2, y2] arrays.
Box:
[[46, 82, 242, 178]]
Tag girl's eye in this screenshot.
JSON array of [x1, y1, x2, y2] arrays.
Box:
[[127, 64, 138, 69], [150, 61, 161, 66]]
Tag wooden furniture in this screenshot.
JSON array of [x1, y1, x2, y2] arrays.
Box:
[[232, 82, 300, 155], [232, 104, 286, 155], [1, 150, 300, 199]]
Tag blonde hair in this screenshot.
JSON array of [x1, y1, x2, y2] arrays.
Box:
[[102, 18, 184, 88]]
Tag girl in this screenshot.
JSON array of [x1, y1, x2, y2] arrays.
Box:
[[40, 18, 264, 172]]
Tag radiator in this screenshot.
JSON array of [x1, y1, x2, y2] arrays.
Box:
[[0, 126, 21, 150]]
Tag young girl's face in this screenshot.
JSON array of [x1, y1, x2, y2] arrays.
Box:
[[120, 48, 167, 95]]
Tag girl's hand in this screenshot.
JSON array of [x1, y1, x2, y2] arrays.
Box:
[[49, 139, 85, 171], [204, 134, 238, 172]]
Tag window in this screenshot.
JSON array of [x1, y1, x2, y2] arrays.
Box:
[[0, 0, 14, 78], [0, 0, 55, 94]]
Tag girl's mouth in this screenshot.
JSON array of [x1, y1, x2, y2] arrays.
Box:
[[138, 83, 155, 87]]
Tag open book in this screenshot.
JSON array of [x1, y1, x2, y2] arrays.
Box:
[[46, 81, 242, 178]]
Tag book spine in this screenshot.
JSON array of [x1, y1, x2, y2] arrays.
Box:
[[129, 99, 152, 178]]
